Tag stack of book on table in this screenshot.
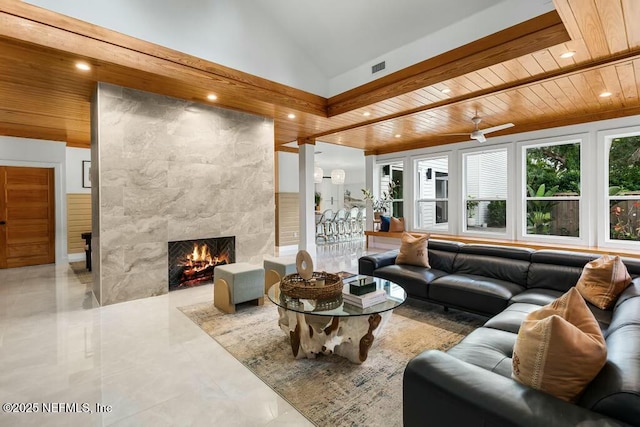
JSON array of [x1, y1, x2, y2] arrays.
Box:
[[342, 289, 387, 308]]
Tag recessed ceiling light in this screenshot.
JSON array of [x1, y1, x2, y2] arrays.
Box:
[[75, 62, 91, 71], [207, 94, 218, 101], [287, 113, 296, 119], [363, 111, 371, 117], [395, 134, 401, 138], [600, 91, 612, 98], [441, 88, 451, 94], [560, 51, 576, 59]]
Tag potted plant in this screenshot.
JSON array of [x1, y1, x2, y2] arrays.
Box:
[[361, 181, 396, 218], [314, 192, 322, 211]]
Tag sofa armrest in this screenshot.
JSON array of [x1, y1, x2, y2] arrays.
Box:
[[358, 250, 399, 276], [404, 350, 629, 427]]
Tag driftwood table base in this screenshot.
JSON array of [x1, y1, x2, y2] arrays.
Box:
[[276, 307, 393, 364]]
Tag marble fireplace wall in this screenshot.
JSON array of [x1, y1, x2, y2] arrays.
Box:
[[92, 83, 275, 305]]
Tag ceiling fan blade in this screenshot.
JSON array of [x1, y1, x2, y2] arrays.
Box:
[[471, 133, 486, 143], [481, 123, 514, 135], [439, 133, 470, 136]]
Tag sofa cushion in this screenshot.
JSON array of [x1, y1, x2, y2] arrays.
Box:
[[428, 249, 457, 273], [620, 256, 640, 277], [447, 327, 516, 378], [396, 232, 429, 267], [453, 252, 530, 287], [587, 304, 613, 333], [615, 279, 640, 309], [578, 322, 640, 426], [510, 289, 613, 332], [389, 216, 405, 232], [512, 288, 607, 402], [423, 239, 463, 274], [510, 288, 563, 306], [527, 250, 598, 291], [427, 239, 464, 253], [484, 303, 542, 334], [429, 274, 525, 316], [459, 244, 533, 261], [605, 292, 640, 337], [576, 255, 632, 310], [373, 264, 447, 298], [380, 215, 390, 231]]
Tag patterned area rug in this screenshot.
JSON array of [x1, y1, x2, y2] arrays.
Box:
[[179, 298, 484, 427]]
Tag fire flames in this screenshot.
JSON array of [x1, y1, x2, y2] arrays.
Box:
[[178, 243, 230, 287], [186, 243, 213, 269]]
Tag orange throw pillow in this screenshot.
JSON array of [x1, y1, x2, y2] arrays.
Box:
[[395, 232, 429, 267], [576, 255, 632, 310], [512, 287, 607, 402], [389, 217, 405, 232]]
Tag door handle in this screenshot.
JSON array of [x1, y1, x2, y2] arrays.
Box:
[[0, 221, 5, 225]]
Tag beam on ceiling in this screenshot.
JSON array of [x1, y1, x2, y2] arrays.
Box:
[[326, 11, 571, 116], [311, 48, 640, 144], [0, 3, 327, 117]]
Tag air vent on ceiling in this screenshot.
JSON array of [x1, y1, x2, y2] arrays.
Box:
[[371, 61, 386, 74]]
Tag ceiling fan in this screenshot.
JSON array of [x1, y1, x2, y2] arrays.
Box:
[[443, 115, 514, 143]]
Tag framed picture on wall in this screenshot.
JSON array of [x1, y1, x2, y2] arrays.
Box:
[[82, 160, 91, 188]]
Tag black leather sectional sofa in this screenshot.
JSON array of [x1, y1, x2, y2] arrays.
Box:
[[358, 240, 640, 427]]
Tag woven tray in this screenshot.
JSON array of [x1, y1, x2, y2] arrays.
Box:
[[280, 271, 343, 300]]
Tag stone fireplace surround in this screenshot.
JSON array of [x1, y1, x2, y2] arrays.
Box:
[[91, 83, 275, 305]]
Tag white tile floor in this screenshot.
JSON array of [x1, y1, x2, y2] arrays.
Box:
[[0, 240, 377, 426]]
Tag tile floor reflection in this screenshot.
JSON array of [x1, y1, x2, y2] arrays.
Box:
[[0, 239, 380, 426]]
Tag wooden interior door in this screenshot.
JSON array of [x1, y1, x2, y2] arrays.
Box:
[[0, 166, 55, 268]]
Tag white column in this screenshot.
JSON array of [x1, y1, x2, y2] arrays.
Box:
[[298, 140, 316, 257], [365, 154, 376, 231]]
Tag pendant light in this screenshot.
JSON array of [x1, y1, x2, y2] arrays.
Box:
[[331, 169, 345, 185]]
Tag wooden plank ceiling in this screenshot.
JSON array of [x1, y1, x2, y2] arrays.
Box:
[[0, 0, 639, 154]]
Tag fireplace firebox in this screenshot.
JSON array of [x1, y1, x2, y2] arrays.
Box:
[[168, 236, 235, 291]]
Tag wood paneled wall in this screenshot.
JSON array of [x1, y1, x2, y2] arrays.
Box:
[[276, 193, 299, 247], [67, 193, 91, 254]]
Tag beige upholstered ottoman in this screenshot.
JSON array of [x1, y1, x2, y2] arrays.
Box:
[[263, 257, 297, 293], [213, 263, 264, 314]]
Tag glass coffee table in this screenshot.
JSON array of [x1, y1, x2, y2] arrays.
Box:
[[267, 276, 406, 364]]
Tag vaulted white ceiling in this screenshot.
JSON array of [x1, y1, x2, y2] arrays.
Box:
[[251, 0, 503, 78]]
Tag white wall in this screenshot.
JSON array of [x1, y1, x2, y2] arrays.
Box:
[[277, 151, 299, 193], [277, 151, 365, 212], [342, 167, 365, 208], [315, 167, 365, 212], [328, 0, 554, 95], [26, 0, 328, 96], [66, 147, 91, 193], [0, 136, 67, 263]]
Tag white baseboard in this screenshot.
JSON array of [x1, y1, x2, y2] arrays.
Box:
[[67, 253, 85, 262], [275, 245, 298, 255]]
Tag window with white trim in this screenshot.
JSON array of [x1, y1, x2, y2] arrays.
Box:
[[378, 162, 403, 218], [463, 148, 508, 233], [607, 134, 640, 243], [524, 140, 581, 238], [415, 155, 449, 231]]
